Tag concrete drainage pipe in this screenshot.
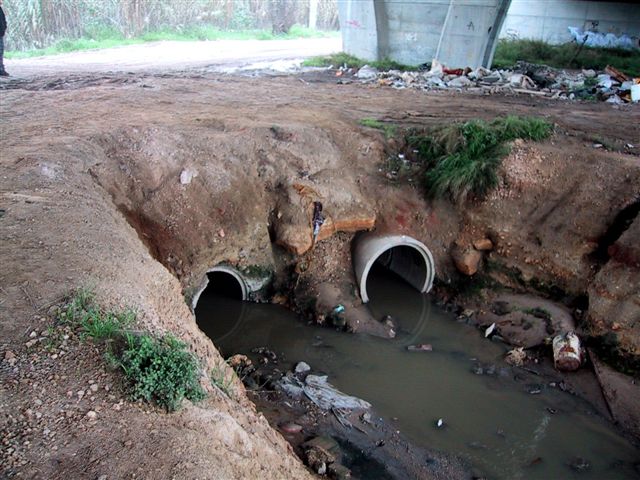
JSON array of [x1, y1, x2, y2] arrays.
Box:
[[191, 265, 249, 311], [353, 233, 435, 303]]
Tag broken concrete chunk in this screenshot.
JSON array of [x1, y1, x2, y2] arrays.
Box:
[[355, 65, 378, 80]]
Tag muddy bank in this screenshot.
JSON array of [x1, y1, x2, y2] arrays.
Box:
[[1, 71, 639, 477]]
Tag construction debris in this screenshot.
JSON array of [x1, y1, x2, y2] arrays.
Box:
[[340, 59, 639, 105]]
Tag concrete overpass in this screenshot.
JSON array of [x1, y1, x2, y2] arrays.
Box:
[[338, 0, 640, 69], [337, 0, 512, 69]]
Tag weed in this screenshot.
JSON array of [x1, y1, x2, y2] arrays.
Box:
[[493, 39, 640, 77], [55, 288, 206, 412], [520, 307, 552, 321], [117, 333, 205, 412], [408, 116, 553, 203], [359, 118, 397, 139], [211, 364, 236, 398], [56, 288, 133, 340], [303, 52, 416, 71]]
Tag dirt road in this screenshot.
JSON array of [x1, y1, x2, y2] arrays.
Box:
[[4, 37, 342, 77]]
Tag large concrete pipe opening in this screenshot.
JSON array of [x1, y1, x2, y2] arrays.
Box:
[[191, 265, 248, 311], [353, 233, 435, 303]]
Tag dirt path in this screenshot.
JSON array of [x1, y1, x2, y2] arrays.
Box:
[[4, 37, 342, 77]]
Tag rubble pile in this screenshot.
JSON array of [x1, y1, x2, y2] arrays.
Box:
[[341, 59, 640, 104]]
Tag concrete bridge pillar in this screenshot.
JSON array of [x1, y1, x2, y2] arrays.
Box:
[[338, 0, 512, 69]]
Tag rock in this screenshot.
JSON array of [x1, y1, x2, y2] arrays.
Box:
[[328, 463, 351, 479], [85, 410, 98, 420], [179, 168, 198, 185], [25, 339, 37, 348], [451, 245, 483, 275], [228, 354, 252, 371], [278, 422, 303, 434], [4, 350, 17, 366], [355, 65, 378, 80], [90, 384, 99, 392], [473, 238, 494, 251], [447, 76, 474, 88], [569, 457, 591, 472], [303, 436, 339, 473], [582, 69, 596, 78], [407, 344, 433, 352], [294, 361, 311, 374]]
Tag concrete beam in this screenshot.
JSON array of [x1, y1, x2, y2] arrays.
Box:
[[338, 0, 512, 68]]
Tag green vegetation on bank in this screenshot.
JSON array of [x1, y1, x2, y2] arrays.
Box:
[[57, 289, 205, 412], [493, 39, 640, 77], [359, 118, 398, 139], [409, 116, 553, 203], [303, 52, 417, 71], [5, 25, 337, 59]]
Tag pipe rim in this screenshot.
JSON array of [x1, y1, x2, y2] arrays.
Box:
[[191, 265, 249, 311], [357, 235, 435, 303]]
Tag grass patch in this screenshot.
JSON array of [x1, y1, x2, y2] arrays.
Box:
[[408, 116, 553, 203], [302, 52, 417, 71], [57, 288, 205, 412], [359, 118, 398, 139], [6, 25, 337, 59], [493, 39, 640, 77], [211, 363, 236, 398]]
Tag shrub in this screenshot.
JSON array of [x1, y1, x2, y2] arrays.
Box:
[[117, 333, 205, 412], [57, 288, 205, 412]]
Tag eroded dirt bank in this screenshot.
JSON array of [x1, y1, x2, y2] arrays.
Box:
[[1, 72, 639, 478]]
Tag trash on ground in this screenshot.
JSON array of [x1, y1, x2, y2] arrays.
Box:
[[552, 331, 582, 371], [279, 374, 371, 410], [338, 57, 638, 105]]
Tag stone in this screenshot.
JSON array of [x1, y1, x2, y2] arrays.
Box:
[[295, 361, 311, 374], [4, 350, 17, 366], [447, 76, 474, 88], [179, 168, 198, 185], [407, 344, 432, 352], [582, 69, 596, 78], [85, 410, 97, 420], [355, 65, 378, 80], [90, 384, 99, 392], [328, 463, 351, 480], [451, 245, 483, 276], [473, 238, 494, 251], [279, 422, 303, 434]]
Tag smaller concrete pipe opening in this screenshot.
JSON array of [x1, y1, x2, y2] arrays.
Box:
[[353, 234, 435, 303], [191, 266, 248, 311]]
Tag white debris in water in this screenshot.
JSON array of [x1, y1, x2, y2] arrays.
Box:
[[295, 361, 311, 373], [436, 418, 444, 428], [485, 323, 496, 338], [279, 374, 370, 410]]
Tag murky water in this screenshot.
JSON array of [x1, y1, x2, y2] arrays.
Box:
[[195, 268, 639, 479]]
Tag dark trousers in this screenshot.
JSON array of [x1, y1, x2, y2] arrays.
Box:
[[0, 36, 4, 73]]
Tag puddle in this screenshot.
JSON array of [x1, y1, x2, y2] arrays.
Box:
[[195, 267, 639, 479]]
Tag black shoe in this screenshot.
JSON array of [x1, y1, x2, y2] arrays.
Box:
[[0, 71, 10, 77]]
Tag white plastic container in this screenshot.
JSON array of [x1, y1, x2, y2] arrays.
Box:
[[631, 84, 640, 103]]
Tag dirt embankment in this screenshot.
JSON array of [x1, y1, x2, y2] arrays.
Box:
[[1, 72, 639, 477]]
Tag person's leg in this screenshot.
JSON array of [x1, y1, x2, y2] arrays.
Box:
[[0, 36, 7, 75]]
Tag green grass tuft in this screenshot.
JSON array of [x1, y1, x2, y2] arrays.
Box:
[[56, 288, 205, 412], [409, 116, 553, 203], [493, 39, 640, 77], [359, 118, 397, 139], [303, 52, 416, 71]]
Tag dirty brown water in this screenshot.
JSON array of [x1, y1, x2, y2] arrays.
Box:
[[195, 267, 639, 479]]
